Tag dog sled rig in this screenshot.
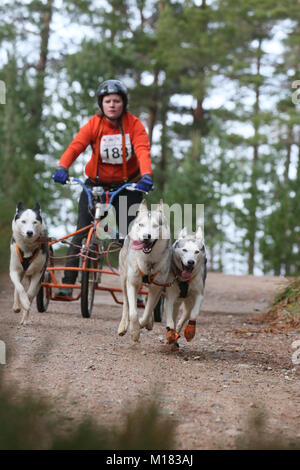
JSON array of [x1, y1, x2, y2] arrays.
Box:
[[36, 177, 164, 321]]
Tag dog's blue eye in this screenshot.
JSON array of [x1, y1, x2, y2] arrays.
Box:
[[21, 220, 26, 224]]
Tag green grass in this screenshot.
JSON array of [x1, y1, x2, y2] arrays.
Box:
[[261, 277, 300, 332], [273, 277, 300, 305]]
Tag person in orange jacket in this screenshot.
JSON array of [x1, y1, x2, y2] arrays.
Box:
[[53, 79, 153, 296]]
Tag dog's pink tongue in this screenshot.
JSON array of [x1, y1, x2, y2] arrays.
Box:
[[131, 240, 145, 250], [181, 269, 192, 279]]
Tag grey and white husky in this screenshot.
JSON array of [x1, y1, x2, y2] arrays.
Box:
[[164, 227, 207, 348], [118, 199, 171, 342], [10, 202, 48, 325]]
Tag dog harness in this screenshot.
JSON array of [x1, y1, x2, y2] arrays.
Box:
[[135, 259, 199, 290], [136, 259, 161, 284], [135, 259, 183, 288], [14, 236, 49, 272], [172, 267, 198, 298], [15, 243, 41, 271]]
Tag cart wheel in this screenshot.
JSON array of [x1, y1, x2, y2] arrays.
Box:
[[154, 295, 164, 322], [36, 271, 51, 312], [81, 239, 103, 318]]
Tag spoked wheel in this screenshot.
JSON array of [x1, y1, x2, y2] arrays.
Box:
[[154, 294, 164, 322], [81, 237, 104, 318], [36, 270, 51, 312]]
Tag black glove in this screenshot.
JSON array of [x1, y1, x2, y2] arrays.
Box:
[[53, 166, 69, 184]]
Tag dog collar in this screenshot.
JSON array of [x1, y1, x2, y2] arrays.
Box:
[[172, 267, 198, 285], [15, 243, 41, 271]]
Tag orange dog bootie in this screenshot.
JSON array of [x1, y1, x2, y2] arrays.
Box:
[[184, 319, 196, 342], [166, 327, 180, 345]]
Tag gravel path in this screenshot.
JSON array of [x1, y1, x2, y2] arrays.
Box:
[[1, 270, 300, 449]]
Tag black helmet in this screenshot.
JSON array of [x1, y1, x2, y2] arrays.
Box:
[[96, 79, 128, 113]]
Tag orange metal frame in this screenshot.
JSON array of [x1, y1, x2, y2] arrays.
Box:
[[42, 220, 147, 306]]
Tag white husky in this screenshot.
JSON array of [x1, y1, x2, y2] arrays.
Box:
[[10, 202, 48, 325], [118, 199, 171, 342], [164, 227, 207, 348]]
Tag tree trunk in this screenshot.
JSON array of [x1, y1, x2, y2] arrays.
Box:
[[147, 70, 159, 145], [3, 58, 17, 197], [284, 126, 293, 275], [28, 0, 52, 159], [156, 97, 168, 192], [296, 138, 300, 269], [248, 40, 262, 275], [33, 0, 53, 119]]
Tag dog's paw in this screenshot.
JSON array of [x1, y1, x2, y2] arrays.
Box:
[[118, 323, 128, 336], [184, 320, 196, 342], [130, 326, 140, 342], [140, 315, 153, 330], [20, 315, 28, 326], [145, 318, 153, 331], [171, 341, 180, 352], [13, 304, 21, 313], [166, 328, 180, 344]]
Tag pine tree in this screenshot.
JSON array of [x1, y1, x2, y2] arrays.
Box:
[[218, 0, 290, 274], [0, 0, 54, 266], [260, 1, 300, 275]]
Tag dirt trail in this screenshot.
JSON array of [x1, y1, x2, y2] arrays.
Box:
[[1, 271, 300, 449]]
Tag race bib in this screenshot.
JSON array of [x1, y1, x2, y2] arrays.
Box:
[[100, 133, 132, 165]]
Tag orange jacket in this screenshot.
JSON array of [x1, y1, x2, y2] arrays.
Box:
[[59, 112, 152, 183]]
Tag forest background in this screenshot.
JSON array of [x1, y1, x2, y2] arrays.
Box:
[[0, 0, 299, 276]]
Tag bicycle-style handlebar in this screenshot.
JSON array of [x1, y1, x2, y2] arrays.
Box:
[[68, 177, 148, 211]]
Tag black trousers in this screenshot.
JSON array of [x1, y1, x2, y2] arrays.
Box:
[[62, 181, 143, 284]]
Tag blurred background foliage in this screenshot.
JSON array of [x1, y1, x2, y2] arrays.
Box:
[[0, 371, 176, 450], [0, 0, 300, 275], [0, 370, 299, 450]]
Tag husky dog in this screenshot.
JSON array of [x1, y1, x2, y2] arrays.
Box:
[[164, 227, 207, 348], [10, 202, 48, 325], [118, 199, 171, 342]]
